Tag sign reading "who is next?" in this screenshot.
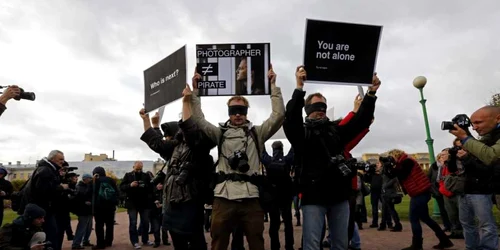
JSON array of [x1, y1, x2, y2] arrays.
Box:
[[303, 19, 383, 86]]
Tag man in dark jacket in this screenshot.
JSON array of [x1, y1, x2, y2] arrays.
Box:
[[261, 141, 294, 250], [0, 203, 46, 250], [92, 166, 119, 249], [19, 150, 66, 250], [0, 166, 13, 226], [363, 162, 386, 229], [283, 66, 380, 250], [72, 173, 94, 249], [120, 161, 153, 249], [139, 84, 215, 250], [448, 106, 500, 249]]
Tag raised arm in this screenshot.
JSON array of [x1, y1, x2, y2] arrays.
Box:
[[283, 66, 307, 149], [139, 108, 177, 159], [254, 65, 285, 143], [461, 137, 500, 166], [337, 75, 380, 145], [261, 148, 272, 167], [190, 69, 222, 144], [284, 147, 294, 165]]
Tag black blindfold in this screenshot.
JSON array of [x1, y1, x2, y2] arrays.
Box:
[[228, 105, 248, 116], [304, 102, 327, 116]]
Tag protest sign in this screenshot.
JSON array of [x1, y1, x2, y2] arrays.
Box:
[[196, 43, 271, 96], [144, 45, 187, 113], [303, 19, 382, 86]]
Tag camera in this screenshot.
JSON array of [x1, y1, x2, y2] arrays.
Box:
[[448, 146, 461, 155], [37, 240, 53, 250], [175, 161, 193, 185], [228, 150, 250, 173], [441, 114, 471, 131], [330, 155, 357, 177], [0, 85, 36, 101], [355, 162, 376, 173], [379, 156, 396, 175], [137, 180, 146, 188]]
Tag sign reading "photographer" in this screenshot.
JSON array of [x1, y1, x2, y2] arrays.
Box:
[[303, 19, 382, 86], [144, 45, 187, 113], [196, 43, 271, 97]]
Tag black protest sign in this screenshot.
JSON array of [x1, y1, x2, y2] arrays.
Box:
[[195, 43, 271, 96], [303, 19, 382, 86], [144, 45, 187, 113]]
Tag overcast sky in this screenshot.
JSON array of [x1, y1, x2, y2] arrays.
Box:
[[0, 0, 499, 164]]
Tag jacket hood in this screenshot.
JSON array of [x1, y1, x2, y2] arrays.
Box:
[[271, 141, 284, 158], [92, 166, 106, 176], [161, 121, 180, 137]]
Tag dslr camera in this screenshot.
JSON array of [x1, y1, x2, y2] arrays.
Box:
[[441, 114, 471, 131], [137, 180, 146, 188], [330, 155, 357, 177], [379, 156, 396, 175], [0, 85, 36, 101], [448, 146, 461, 155], [228, 150, 250, 173]]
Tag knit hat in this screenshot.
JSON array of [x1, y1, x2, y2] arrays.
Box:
[[92, 166, 106, 177], [161, 121, 180, 137], [82, 173, 92, 179], [0, 167, 7, 176], [272, 141, 283, 149], [23, 203, 46, 221]]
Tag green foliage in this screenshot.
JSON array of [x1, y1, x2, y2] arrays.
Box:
[[10, 180, 26, 192]]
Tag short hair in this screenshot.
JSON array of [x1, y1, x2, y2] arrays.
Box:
[[453, 138, 461, 146], [48, 150, 63, 160], [305, 93, 327, 105], [227, 95, 250, 107]]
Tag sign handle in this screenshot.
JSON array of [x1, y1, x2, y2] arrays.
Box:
[[357, 86, 364, 96]]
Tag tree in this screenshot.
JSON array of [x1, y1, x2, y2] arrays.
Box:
[[490, 93, 500, 107]]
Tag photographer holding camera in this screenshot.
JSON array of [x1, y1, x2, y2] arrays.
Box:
[[120, 161, 154, 248], [381, 149, 453, 250], [0, 85, 35, 118], [283, 66, 379, 250], [139, 83, 216, 250], [189, 65, 284, 250], [444, 106, 500, 249], [0, 203, 47, 250]]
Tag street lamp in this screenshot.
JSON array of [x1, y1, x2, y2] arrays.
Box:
[[413, 76, 440, 217]]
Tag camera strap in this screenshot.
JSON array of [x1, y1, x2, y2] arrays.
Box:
[[215, 126, 261, 172]]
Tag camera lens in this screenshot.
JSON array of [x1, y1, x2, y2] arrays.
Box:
[[441, 121, 454, 131]]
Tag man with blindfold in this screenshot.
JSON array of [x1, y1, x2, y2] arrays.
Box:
[[188, 65, 285, 250], [284, 65, 381, 250]]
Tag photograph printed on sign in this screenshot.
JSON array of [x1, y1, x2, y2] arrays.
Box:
[[196, 43, 270, 96], [143, 45, 187, 113], [303, 19, 382, 86]]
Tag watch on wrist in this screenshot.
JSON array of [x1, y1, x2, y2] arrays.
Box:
[[368, 90, 377, 95]]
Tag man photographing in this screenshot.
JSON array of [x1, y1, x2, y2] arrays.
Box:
[[0, 85, 20, 117]]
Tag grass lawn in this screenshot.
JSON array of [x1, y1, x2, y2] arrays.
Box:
[[364, 195, 500, 223], [2, 207, 126, 227]]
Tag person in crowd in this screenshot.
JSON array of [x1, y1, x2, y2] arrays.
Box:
[[283, 65, 379, 250], [363, 156, 384, 229], [18, 150, 67, 250], [92, 166, 119, 249], [139, 83, 216, 250], [383, 149, 453, 250], [120, 161, 154, 249], [427, 151, 452, 232], [149, 182, 164, 248], [0, 85, 20, 117], [0, 203, 47, 250], [189, 64, 284, 250], [0, 166, 13, 226], [54, 162, 77, 248], [448, 106, 500, 249], [436, 146, 463, 239], [72, 173, 94, 249], [261, 141, 294, 250], [380, 161, 403, 232]]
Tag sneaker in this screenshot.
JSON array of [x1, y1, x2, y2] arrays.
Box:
[[143, 241, 154, 246], [134, 243, 141, 249]]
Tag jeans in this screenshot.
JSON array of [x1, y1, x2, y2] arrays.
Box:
[[302, 201, 349, 250], [350, 223, 361, 249], [435, 194, 452, 230], [370, 191, 382, 225], [409, 193, 447, 240], [459, 194, 499, 250], [293, 195, 301, 223], [150, 213, 162, 244], [443, 196, 462, 235], [127, 208, 151, 245], [72, 215, 93, 247]]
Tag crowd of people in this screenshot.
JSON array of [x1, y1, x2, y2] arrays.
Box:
[[0, 64, 499, 250]]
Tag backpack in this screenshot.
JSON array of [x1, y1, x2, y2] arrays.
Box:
[[266, 156, 290, 184], [98, 182, 117, 202]]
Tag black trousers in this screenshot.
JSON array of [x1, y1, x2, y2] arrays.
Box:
[[170, 229, 207, 250], [95, 209, 115, 247], [55, 212, 70, 250], [269, 199, 294, 250]]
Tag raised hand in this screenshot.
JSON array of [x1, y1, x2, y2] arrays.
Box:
[[151, 112, 160, 127], [295, 65, 307, 88], [268, 63, 277, 85], [182, 84, 192, 102], [369, 73, 381, 92], [353, 94, 363, 113], [192, 67, 201, 90], [139, 108, 149, 120]]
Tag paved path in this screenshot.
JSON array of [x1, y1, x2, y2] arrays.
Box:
[[63, 212, 466, 250]]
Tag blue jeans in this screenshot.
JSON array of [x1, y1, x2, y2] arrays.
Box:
[[302, 201, 349, 250], [409, 193, 446, 239], [128, 208, 151, 245], [72, 215, 93, 247], [459, 194, 499, 250], [350, 223, 361, 249]]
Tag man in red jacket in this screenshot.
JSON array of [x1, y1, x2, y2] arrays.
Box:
[[384, 149, 453, 250]]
